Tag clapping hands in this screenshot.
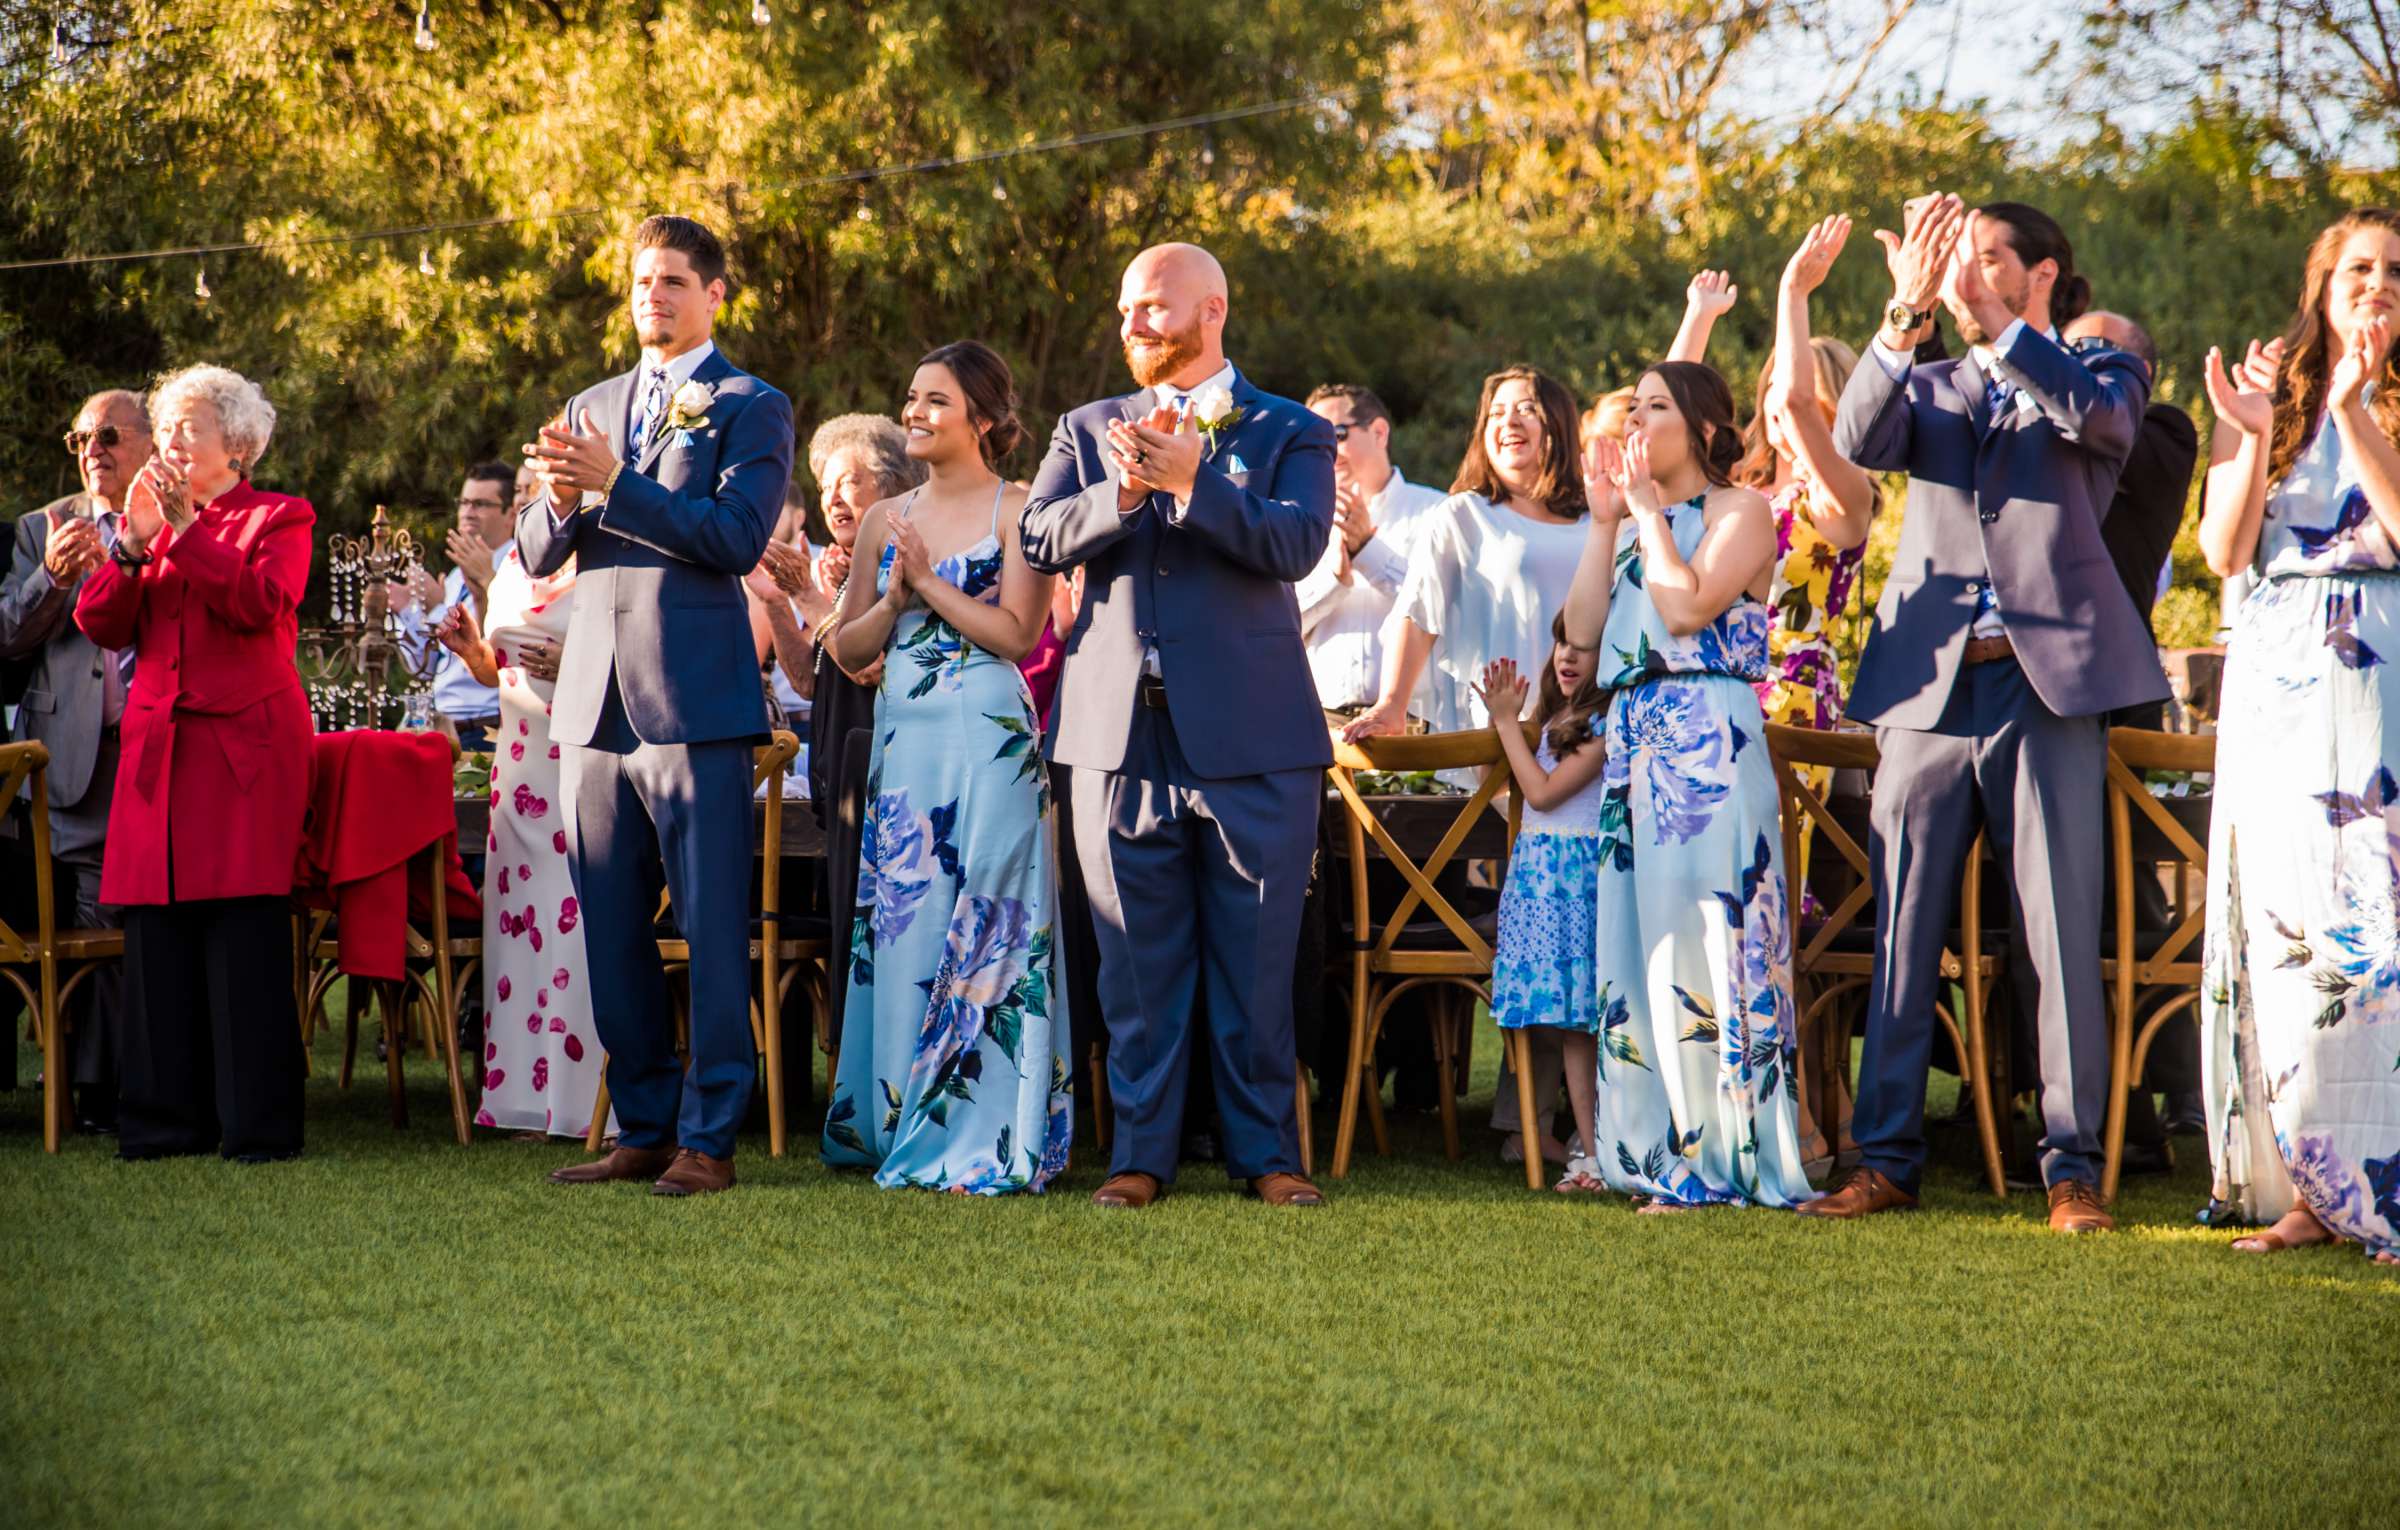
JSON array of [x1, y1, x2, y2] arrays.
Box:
[[120, 455, 193, 556], [42, 513, 107, 582], [432, 600, 484, 659], [1473, 658, 1532, 723], [2204, 337, 2284, 438], [1875, 193, 1963, 315], [1582, 433, 1626, 524], [1783, 214, 1850, 298], [1107, 404, 1202, 505], [2329, 315, 2391, 412], [884, 516, 933, 600]]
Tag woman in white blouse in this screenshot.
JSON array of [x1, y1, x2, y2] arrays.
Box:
[[1341, 365, 1590, 743]]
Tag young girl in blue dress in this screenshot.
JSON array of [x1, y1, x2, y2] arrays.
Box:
[[1478, 612, 1610, 1192]]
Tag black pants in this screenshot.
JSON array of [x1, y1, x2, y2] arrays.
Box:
[[118, 897, 302, 1159]]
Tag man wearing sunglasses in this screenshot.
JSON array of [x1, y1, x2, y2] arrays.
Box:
[[0, 389, 154, 1133], [1293, 385, 1449, 717]]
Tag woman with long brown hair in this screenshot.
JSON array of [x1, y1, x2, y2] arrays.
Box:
[[1559, 359, 1809, 1210], [1340, 365, 1588, 745], [2198, 207, 2400, 1263]]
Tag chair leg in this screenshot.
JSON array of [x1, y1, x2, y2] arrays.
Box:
[[1086, 1044, 1112, 1154], [432, 979, 471, 1147], [381, 983, 410, 1130], [2101, 987, 2135, 1206], [40, 956, 64, 1154], [585, 1060, 611, 1153], [1510, 1028, 1542, 1190], [1294, 1066, 1314, 1178], [758, 997, 787, 1160], [1431, 993, 1461, 1162], [339, 981, 362, 1091], [1954, 999, 2008, 1199], [1330, 968, 1374, 1178]]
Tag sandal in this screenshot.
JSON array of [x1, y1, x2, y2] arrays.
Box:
[[1554, 1154, 1605, 1194]]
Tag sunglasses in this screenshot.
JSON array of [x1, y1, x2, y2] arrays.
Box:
[[1330, 421, 1374, 443], [63, 425, 138, 454]]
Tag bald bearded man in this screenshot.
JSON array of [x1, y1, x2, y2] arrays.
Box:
[[1022, 242, 1336, 1209]]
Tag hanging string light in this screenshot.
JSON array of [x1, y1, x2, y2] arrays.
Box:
[[751, 0, 772, 24], [193, 266, 212, 302], [990, 180, 1008, 202], [417, 246, 436, 275], [413, 3, 437, 52], [50, 18, 70, 68]]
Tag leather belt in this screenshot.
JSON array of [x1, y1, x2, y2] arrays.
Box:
[[1138, 678, 1171, 710], [1961, 634, 2015, 666]]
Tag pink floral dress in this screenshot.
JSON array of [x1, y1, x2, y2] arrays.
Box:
[[472, 550, 609, 1138]]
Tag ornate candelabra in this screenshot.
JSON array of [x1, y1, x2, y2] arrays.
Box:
[[301, 505, 441, 732]]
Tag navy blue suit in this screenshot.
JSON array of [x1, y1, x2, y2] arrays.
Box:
[[516, 345, 792, 1159], [1022, 373, 1334, 1182]]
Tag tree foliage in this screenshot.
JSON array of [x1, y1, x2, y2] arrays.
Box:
[[3, 0, 2395, 654]]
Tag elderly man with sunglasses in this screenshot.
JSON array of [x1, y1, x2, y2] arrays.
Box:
[[0, 389, 153, 1133]]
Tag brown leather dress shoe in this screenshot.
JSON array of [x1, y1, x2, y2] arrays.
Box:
[[1249, 1172, 1327, 1207], [548, 1144, 678, 1185], [1091, 1171, 1162, 1208], [2047, 1179, 2115, 1234], [1793, 1166, 1918, 1219], [652, 1148, 736, 1197]]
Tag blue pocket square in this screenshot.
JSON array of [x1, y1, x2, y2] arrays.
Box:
[[1224, 453, 1249, 474]]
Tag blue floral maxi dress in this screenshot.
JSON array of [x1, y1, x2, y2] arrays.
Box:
[[1589, 497, 1810, 1207], [1491, 735, 1605, 1034], [820, 487, 1074, 1192], [2203, 418, 2400, 1256]]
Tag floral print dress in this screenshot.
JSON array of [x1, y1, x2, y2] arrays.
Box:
[[2203, 415, 2400, 1256], [1753, 481, 1865, 731], [1491, 733, 1606, 1034], [1589, 497, 1810, 1207], [821, 486, 1073, 1193], [473, 551, 609, 1138]]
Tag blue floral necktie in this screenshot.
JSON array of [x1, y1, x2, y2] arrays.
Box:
[[627, 366, 669, 464]]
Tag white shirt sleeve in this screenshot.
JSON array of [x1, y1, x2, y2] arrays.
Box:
[[1350, 531, 1411, 595], [1870, 338, 1915, 379], [1292, 527, 1348, 624]]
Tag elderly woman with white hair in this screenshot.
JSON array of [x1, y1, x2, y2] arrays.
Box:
[[74, 363, 315, 1164]]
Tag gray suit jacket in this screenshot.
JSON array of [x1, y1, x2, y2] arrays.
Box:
[[1021, 374, 1335, 780], [516, 347, 792, 748], [1834, 325, 2170, 729], [0, 496, 115, 815]]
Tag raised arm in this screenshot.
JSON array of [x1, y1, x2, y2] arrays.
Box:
[[2197, 340, 2281, 577], [1668, 270, 1738, 365], [2326, 314, 2400, 552], [1837, 193, 1966, 471], [1770, 215, 1877, 550], [1562, 436, 1628, 650]]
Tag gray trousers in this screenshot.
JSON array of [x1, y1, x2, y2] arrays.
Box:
[[1857, 658, 2110, 1191]]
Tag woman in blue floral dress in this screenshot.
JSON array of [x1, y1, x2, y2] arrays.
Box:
[[1562, 361, 1810, 1211], [822, 342, 1072, 1193], [2198, 210, 2400, 1263]]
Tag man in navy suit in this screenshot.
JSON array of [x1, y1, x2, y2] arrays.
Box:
[[1800, 197, 2168, 1232], [517, 215, 793, 1196], [1022, 243, 1336, 1208]]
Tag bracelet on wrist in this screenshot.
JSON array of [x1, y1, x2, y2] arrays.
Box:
[[600, 463, 623, 501], [111, 542, 153, 570]]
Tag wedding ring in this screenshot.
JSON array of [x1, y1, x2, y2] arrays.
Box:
[[1134, 449, 1149, 464]]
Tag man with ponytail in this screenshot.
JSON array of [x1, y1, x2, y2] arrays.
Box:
[[1798, 195, 2167, 1232]]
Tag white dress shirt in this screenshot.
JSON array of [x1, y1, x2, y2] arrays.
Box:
[[424, 545, 512, 721], [1292, 467, 1451, 708]]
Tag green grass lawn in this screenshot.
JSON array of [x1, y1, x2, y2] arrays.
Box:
[[3, 1017, 2393, 1529]]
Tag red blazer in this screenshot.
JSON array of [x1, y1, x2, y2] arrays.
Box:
[[75, 484, 316, 906]]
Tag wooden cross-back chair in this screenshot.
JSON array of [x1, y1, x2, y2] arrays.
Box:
[[300, 835, 477, 1146], [584, 731, 829, 1158], [1326, 727, 1529, 1184], [0, 741, 126, 1152], [1764, 724, 2009, 1197], [2100, 726, 2215, 1204]]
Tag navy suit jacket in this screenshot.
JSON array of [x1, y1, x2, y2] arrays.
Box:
[[516, 347, 792, 747], [1834, 325, 2170, 729], [1021, 373, 1334, 779]]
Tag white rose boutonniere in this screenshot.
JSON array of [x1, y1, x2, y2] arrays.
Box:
[[664, 380, 714, 440], [1189, 382, 1243, 460]]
